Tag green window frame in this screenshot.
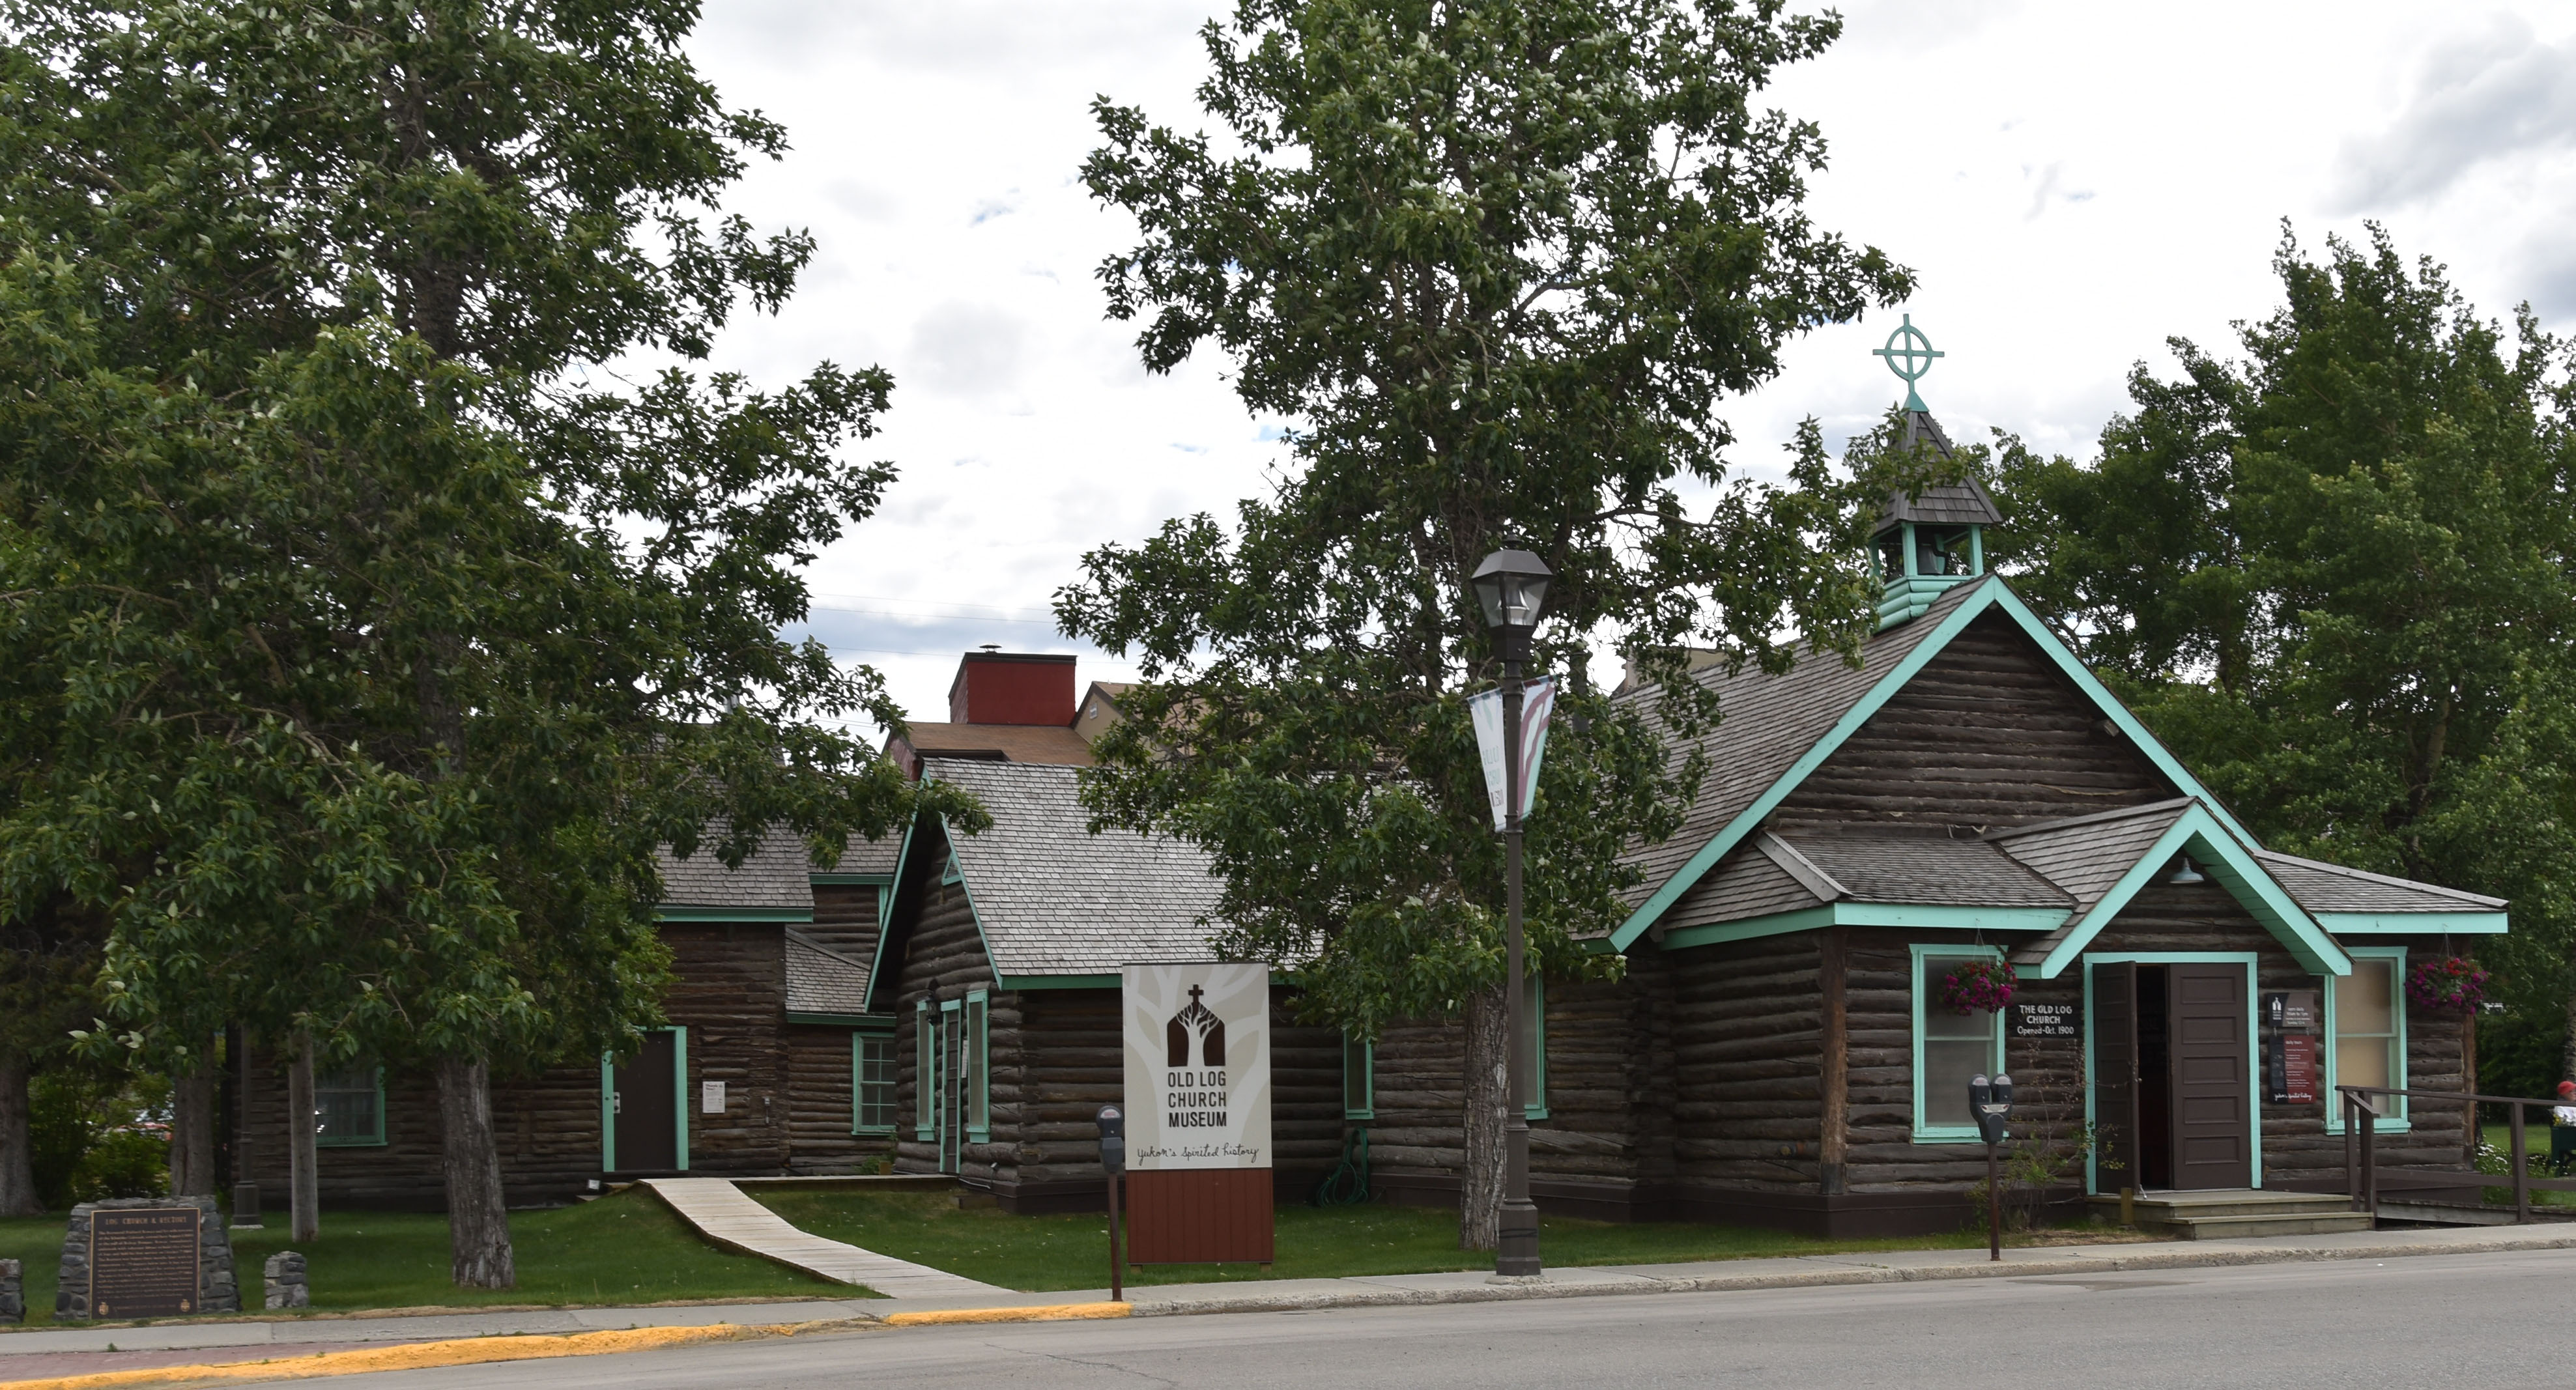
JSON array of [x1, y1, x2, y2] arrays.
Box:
[[1342, 1031, 1374, 1120], [2325, 946, 2409, 1133], [914, 999, 935, 1141], [941, 852, 962, 886], [1911, 943, 2005, 1143], [964, 989, 991, 1141], [1523, 974, 1549, 1121], [853, 1031, 896, 1134], [313, 1065, 386, 1148]]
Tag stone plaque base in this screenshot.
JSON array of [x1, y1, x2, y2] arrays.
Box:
[[55, 1196, 240, 1322]]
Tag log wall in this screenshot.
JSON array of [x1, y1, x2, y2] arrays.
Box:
[[1776, 611, 2175, 832]]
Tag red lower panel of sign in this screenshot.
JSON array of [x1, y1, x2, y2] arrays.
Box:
[[1124, 1169, 1274, 1265]]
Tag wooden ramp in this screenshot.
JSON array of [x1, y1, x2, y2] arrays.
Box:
[[639, 1177, 1006, 1298]]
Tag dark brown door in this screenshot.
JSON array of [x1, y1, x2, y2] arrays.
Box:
[[2091, 961, 2141, 1193], [2168, 963, 2253, 1189], [613, 1030, 678, 1172]]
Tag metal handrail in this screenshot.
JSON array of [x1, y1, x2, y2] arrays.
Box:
[[2337, 1085, 2576, 1224]]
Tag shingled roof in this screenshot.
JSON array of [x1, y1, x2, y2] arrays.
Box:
[[1614, 576, 1992, 914], [1773, 833, 2071, 909], [655, 825, 814, 911], [2255, 850, 2506, 915], [923, 757, 1227, 978], [783, 929, 874, 1014], [1987, 800, 2197, 966]]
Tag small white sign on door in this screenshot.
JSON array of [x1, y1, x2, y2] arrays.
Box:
[[1122, 962, 1271, 1170], [700, 1080, 726, 1114]]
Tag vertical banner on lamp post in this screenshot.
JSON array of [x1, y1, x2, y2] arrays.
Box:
[[1121, 962, 1276, 1265], [1468, 676, 1556, 832]]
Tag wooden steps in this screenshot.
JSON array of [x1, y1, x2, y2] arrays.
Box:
[[2087, 1189, 2375, 1240]]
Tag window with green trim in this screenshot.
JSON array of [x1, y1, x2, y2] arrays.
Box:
[[1911, 945, 2003, 1141], [314, 1066, 386, 1147], [941, 852, 962, 886], [2327, 947, 2407, 1130], [1342, 1032, 1373, 1120], [1523, 974, 1549, 1121], [964, 990, 990, 1140], [854, 1034, 895, 1133], [914, 1000, 934, 1141]]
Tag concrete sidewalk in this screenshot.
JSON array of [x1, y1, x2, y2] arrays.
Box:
[[634, 1178, 1002, 1299]]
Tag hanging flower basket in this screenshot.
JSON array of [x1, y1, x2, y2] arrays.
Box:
[[1938, 959, 2018, 1015], [2406, 956, 2488, 1014]]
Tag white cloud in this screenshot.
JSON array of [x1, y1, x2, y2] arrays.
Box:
[[2329, 16, 2576, 210], [669, 0, 2576, 731]]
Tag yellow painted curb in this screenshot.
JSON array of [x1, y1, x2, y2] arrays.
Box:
[[0, 1318, 863, 1390], [882, 1303, 1131, 1327]]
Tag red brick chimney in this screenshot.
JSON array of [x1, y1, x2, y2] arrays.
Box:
[[947, 649, 1078, 726]]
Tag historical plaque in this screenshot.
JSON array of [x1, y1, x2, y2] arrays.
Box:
[[2262, 989, 2323, 1105], [2013, 1002, 2078, 1039], [90, 1206, 203, 1319]]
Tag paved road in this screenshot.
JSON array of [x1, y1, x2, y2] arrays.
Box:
[[324, 1247, 2576, 1389]]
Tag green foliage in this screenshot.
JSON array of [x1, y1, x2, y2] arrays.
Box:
[[29, 1070, 168, 1209], [1988, 223, 2576, 1066], [0, 0, 982, 1090], [1066, 0, 1922, 1039]]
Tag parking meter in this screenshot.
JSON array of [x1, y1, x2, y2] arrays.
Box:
[[1971, 1073, 2012, 1144], [1097, 1104, 1126, 1175]]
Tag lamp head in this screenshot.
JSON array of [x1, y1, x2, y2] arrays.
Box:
[[1472, 548, 1553, 633], [2167, 855, 2206, 885]]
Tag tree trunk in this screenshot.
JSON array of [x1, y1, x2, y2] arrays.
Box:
[[170, 1052, 218, 1198], [0, 1052, 39, 1216], [1458, 983, 1507, 1251], [288, 1034, 319, 1241], [438, 1055, 515, 1288]]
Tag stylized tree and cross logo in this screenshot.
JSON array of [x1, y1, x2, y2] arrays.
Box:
[[1166, 984, 1226, 1068]]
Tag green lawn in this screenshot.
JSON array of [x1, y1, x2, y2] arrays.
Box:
[[2479, 1120, 2576, 1206], [0, 1189, 842, 1327], [749, 1189, 2000, 1292]]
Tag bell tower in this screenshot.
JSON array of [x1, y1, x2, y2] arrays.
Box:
[[1868, 316, 2002, 629]]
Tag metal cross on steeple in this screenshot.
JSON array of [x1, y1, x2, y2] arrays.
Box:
[[1872, 313, 1943, 412]]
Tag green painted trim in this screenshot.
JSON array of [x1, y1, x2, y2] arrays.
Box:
[[941, 851, 963, 885], [997, 973, 1121, 990], [599, 1053, 616, 1173], [1657, 901, 2066, 954], [913, 1000, 934, 1142], [937, 997, 962, 1172], [788, 1012, 894, 1027], [965, 989, 992, 1142], [1342, 1032, 1375, 1120], [864, 811, 931, 1014], [853, 1031, 896, 1135], [654, 907, 812, 923], [2080, 952, 2263, 1191], [2036, 807, 2348, 980], [2324, 946, 2411, 1135], [1611, 579, 2268, 955], [2317, 911, 2508, 935], [1910, 943, 2005, 1144], [313, 1065, 387, 1148], [1607, 584, 1999, 952], [810, 872, 893, 886], [1524, 975, 1549, 1122], [672, 1025, 690, 1172]]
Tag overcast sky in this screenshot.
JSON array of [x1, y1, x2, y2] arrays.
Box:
[[673, 0, 2576, 732]]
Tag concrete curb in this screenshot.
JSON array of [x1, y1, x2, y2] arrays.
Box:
[[882, 1303, 1131, 1327], [0, 1319, 873, 1390], [1108, 1230, 2576, 1319]]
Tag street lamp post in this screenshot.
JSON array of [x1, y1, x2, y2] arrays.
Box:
[[1472, 548, 1552, 1279]]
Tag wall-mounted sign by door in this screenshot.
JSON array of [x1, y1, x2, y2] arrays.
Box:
[[1121, 962, 1274, 1266], [2263, 989, 2321, 1105]]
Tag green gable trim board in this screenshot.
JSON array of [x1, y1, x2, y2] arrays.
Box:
[[653, 906, 812, 923], [997, 972, 1123, 991], [809, 872, 893, 885], [862, 812, 930, 1014], [786, 1012, 893, 1027], [2316, 911, 2508, 935], [1610, 577, 2259, 954], [1658, 901, 2067, 954], [2031, 804, 2347, 980]]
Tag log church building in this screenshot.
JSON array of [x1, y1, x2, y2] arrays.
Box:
[[229, 414, 2507, 1240]]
